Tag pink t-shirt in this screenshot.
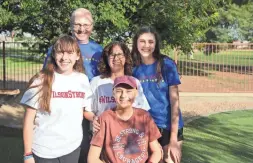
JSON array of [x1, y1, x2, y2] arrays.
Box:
[[91, 108, 161, 163]]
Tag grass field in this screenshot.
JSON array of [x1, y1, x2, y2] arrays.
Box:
[[0, 45, 40, 56], [0, 126, 22, 163], [0, 110, 252, 163], [0, 57, 42, 76], [182, 110, 253, 163], [176, 50, 253, 66], [1, 50, 252, 71]]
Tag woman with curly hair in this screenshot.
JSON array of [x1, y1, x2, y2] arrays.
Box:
[[84, 41, 150, 130]]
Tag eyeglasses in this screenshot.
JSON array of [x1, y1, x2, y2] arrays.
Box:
[[109, 53, 125, 59], [73, 23, 92, 29]]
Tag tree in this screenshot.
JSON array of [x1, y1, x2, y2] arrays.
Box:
[[204, 1, 253, 42], [2, 0, 224, 53], [0, 0, 21, 32]]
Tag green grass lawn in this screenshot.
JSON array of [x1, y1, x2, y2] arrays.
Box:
[[182, 110, 253, 163], [0, 126, 23, 163], [176, 50, 253, 66], [0, 57, 42, 68], [0, 110, 252, 163], [0, 57, 42, 76], [0, 47, 41, 56]]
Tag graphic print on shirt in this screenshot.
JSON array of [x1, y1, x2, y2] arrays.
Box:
[[112, 128, 147, 163], [137, 74, 168, 92], [99, 96, 115, 104], [82, 56, 100, 63], [52, 91, 85, 98]]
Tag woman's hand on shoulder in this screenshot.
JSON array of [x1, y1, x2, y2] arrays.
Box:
[[92, 116, 100, 133]]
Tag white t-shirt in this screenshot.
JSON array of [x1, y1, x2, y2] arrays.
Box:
[[86, 76, 150, 116], [20, 71, 92, 158]]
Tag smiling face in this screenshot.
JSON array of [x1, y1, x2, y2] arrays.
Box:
[[54, 51, 80, 75], [113, 84, 137, 109], [52, 36, 81, 75], [108, 45, 126, 73], [137, 32, 156, 59], [71, 10, 93, 44]]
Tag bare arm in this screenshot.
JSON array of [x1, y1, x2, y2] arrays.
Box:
[[148, 140, 162, 163], [83, 110, 95, 122], [23, 108, 36, 154], [83, 110, 100, 132], [23, 107, 36, 163], [169, 85, 179, 142], [167, 85, 181, 163], [87, 145, 103, 163]]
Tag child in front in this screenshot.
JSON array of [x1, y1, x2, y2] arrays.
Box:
[[88, 75, 162, 163]]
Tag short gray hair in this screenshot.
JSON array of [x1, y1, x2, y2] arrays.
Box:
[[70, 8, 94, 29]]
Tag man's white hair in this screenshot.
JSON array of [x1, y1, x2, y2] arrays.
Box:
[[70, 8, 93, 26]]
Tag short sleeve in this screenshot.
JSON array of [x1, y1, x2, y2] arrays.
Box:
[[163, 58, 181, 86], [20, 78, 42, 110], [132, 78, 150, 111], [146, 113, 161, 142], [81, 75, 93, 111], [85, 77, 98, 113], [90, 116, 106, 147]]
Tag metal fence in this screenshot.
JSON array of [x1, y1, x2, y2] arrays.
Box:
[[1, 41, 253, 92], [0, 41, 43, 91], [174, 43, 253, 92]]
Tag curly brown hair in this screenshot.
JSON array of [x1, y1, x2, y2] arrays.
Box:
[[98, 41, 133, 78]]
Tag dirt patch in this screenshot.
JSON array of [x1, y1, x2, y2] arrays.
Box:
[[180, 95, 253, 123], [0, 94, 252, 130], [179, 72, 253, 92]]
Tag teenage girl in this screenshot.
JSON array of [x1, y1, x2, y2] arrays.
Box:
[[131, 26, 184, 163], [22, 35, 92, 163]]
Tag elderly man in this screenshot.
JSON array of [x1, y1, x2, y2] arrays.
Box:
[[43, 8, 103, 81]]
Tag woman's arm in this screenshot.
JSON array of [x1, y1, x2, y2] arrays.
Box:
[[83, 110, 95, 122], [23, 107, 36, 162], [83, 110, 100, 133], [167, 85, 181, 163], [148, 140, 162, 163], [169, 85, 179, 142]]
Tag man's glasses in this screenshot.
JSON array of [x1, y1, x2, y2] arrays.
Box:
[[73, 23, 92, 29]]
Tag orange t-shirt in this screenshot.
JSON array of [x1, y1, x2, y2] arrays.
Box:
[[90, 108, 161, 163]]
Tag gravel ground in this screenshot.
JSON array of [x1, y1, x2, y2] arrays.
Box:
[[0, 93, 252, 129], [180, 94, 253, 123]]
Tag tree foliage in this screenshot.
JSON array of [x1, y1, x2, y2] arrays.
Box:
[[1, 0, 225, 52], [0, 0, 21, 32], [205, 0, 253, 42]]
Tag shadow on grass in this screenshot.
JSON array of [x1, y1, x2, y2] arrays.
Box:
[[0, 126, 23, 163], [182, 110, 253, 163]]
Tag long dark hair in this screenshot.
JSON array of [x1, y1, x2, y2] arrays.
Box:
[[99, 41, 132, 78], [131, 26, 166, 82]]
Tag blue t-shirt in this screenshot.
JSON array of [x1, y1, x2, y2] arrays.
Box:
[[133, 57, 184, 130], [43, 40, 103, 81]]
